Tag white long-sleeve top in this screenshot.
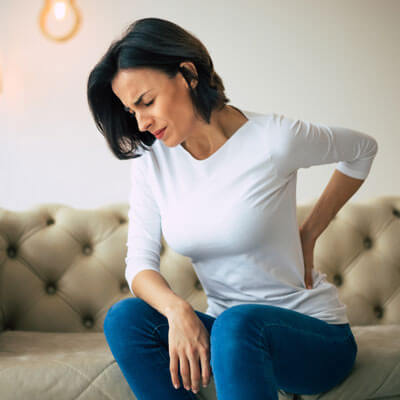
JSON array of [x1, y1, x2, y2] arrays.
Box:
[[124, 110, 378, 324]]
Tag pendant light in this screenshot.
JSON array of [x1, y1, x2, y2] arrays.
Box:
[[38, 0, 81, 42]]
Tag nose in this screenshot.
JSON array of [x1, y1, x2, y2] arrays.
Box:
[[135, 113, 152, 133]]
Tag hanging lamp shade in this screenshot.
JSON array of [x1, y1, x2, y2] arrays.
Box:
[[38, 0, 81, 42]]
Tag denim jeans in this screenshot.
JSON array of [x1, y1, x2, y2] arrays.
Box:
[[103, 297, 357, 400]]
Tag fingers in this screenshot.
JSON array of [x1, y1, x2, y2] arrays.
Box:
[[188, 350, 201, 393], [199, 347, 211, 387], [170, 348, 209, 393], [169, 351, 180, 389], [180, 353, 191, 391]]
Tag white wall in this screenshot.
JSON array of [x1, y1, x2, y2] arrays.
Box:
[[1, 0, 399, 211]]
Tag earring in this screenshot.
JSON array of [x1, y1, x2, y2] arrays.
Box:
[[191, 78, 198, 89]]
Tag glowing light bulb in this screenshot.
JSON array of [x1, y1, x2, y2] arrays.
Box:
[[54, 2, 67, 20], [38, 0, 81, 42]]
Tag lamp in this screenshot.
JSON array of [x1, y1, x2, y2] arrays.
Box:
[[0, 59, 2, 94], [38, 0, 81, 42]]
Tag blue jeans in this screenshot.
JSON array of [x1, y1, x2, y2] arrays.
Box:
[[103, 297, 357, 400]]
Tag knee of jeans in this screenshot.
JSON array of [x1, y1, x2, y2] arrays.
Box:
[[103, 297, 147, 334], [210, 305, 253, 344]]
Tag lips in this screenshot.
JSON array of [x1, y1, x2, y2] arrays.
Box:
[[154, 127, 166, 139], [153, 127, 166, 136]]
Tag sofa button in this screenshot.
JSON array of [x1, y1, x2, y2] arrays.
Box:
[[392, 208, 400, 218], [46, 284, 56, 294], [120, 282, 129, 293], [83, 318, 94, 328], [333, 274, 342, 286], [7, 245, 17, 258], [195, 280, 203, 290], [363, 237, 372, 249], [374, 305, 384, 319], [83, 244, 92, 255], [4, 321, 14, 330]]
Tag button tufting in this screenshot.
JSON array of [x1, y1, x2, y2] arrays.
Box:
[[120, 282, 129, 293], [83, 318, 94, 328], [46, 218, 55, 225], [392, 208, 400, 218], [363, 237, 372, 249], [119, 218, 126, 224], [83, 244, 92, 255], [5, 322, 14, 330], [7, 245, 17, 258], [333, 274, 342, 286], [195, 280, 203, 290], [46, 284, 56, 294], [374, 305, 384, 319]]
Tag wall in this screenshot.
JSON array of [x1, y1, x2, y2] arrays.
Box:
[[1, 0, 399, 211]]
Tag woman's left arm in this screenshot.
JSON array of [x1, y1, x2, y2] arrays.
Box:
[[299, 169, 365, 289], [266, 114, 378, 289]]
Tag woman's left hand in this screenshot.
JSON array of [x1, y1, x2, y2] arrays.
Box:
[[299, 227, 316, 289]]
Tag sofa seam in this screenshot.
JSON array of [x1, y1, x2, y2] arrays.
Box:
[[51, 359, 115, 400]]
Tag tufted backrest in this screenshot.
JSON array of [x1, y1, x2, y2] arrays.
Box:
[[0, 195, 399, 333]]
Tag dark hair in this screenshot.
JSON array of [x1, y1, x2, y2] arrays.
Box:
[[86, 17, 230, 160]]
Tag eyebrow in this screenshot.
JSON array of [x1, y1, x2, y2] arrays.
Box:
[[132, 89, 153, 106]]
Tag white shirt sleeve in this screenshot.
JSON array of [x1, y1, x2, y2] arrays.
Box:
[[124, 157, 162, 296], [268, 113, 378, 180]]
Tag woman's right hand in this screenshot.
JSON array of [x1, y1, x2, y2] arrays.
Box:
[[167, 304, 212, 394]]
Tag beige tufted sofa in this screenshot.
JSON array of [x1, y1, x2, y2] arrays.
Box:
[[0, 195, 399, 400]]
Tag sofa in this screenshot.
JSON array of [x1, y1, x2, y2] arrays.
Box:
[[0, 195, 399, 400]]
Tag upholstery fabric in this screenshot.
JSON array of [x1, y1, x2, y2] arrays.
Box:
[[0, 195, 399, 399]]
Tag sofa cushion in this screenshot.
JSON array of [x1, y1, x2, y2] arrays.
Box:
[[301, 325, 400, 400], [198, 325, 400, 400], [0, 330, 134, 400], [1, 325, 399, 400]]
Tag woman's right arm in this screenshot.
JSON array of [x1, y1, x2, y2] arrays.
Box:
[[125, 159, 212, 394], [130, 269, 192, 318], [131, 269, 212, 394]]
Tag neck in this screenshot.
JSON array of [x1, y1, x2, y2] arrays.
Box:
[[181, 105, 246, 159]]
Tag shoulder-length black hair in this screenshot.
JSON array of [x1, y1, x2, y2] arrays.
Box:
[[87, 17, 230, 160]]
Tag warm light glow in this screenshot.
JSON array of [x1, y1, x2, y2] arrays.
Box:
[[0, 55, 3, 94], [53, 1, 67, 20], [38, 0, 81, 42]]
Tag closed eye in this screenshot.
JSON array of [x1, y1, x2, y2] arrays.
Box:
[[124, 100, 154, 116]]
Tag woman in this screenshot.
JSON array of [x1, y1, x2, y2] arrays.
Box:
[[87, 17, 377, 400]]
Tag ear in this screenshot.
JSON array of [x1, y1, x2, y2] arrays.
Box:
[[179, 61, 198, 89]]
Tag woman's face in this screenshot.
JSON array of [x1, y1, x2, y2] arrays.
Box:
[[111, 63, 200, 147]]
